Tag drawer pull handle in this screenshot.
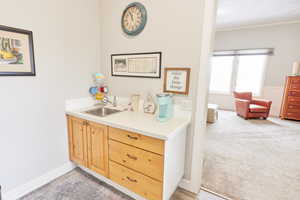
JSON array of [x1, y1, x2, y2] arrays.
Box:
[[126, 154, 138, 160], [126, 176, 137, 183], [127, 135, 138, 140]]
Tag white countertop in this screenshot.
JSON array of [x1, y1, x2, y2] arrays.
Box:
[[66, 105, 191, 140]]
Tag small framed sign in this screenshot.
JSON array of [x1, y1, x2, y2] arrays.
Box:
[[163, 68, 191, 95]]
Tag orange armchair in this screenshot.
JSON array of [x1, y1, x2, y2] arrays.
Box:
[[233, 92, 272, 119]]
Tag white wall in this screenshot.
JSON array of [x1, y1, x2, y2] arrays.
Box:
[[209, 23, 300, 115], [99, 0, 214, 192], [0, 0, 100, 194], [99, 0, 204, 99]]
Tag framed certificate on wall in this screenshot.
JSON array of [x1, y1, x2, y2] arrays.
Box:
[[163, 68, 191, 95], [111, 52, 162, 78]]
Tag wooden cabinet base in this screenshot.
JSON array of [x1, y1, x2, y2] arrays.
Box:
[[67, 115, 187, 200], [109, 161, 163, 200], [86, 121, 109, 177], [67, 116, 108, 177], [109, 139, 164, 181], [67, 116, 88, 167]]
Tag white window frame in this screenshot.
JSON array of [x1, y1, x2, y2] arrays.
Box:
[[210, 48, 272, 96], [209, 56, 235, 95]]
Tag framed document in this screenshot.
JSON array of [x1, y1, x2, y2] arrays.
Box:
[[163, 68, 191, 95], [111, 52, 161, 78]]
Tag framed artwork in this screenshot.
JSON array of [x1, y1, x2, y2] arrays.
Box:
[[0, 25, 35, 76], [111, 52, 161, 78], [163, 68, 191, 95]]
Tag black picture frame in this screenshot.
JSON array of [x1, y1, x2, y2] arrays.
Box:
[[111, 52, 162, 78], [0, 25, 36, 76]]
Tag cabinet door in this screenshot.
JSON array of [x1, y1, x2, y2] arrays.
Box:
[[87, 121, 109, 177], [67, 116, 87, 166]]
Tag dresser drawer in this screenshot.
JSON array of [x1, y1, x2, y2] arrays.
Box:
[[290, 78, 300, 84], [287, 104, 300, 110], [287, 108, 300, 113], [288, 91, 300, 97], [109, 140, 164, 181], [288, 97, 300, 103], [288, 101, 300, 106], [286, 112, 300, 120], [290, 83, 300, 90], [109, 161, 163, 200], [109, 127, 164, 155]]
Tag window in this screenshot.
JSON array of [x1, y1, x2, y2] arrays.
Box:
[[209, 49, 272, 96], [209, 56, 234, 93], [235, 55, 267, 95]]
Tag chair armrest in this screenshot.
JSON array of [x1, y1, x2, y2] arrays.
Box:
[[252, 99, 272, 108], [235, 99, 250, 117], [235, 98, 251, 107]]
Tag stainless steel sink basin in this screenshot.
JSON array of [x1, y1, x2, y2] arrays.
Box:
[[84, 107, 121, 117]]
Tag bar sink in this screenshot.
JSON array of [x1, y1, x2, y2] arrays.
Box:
[[84, 107, 121, 117]]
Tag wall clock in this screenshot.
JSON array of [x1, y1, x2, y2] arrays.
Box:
[[121, 2, 147, 36]]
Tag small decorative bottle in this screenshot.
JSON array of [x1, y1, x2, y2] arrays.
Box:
[[143, 93, 156, 114]]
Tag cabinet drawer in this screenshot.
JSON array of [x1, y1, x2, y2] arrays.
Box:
[[109, 140, 164, 181], [288, 101, 300, 106], [291, 78, 300, 84], [286, 112, 300, 120], [288, 97, 300, 103], [288, 91, 300, 97], [109, 161, 163, 200], [287, 108, 300, 113], [287, 104, 300, 110], [290, 84, 300, 90], [109, 127, 164, 155]]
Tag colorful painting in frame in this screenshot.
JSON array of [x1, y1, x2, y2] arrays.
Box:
[[0, 25, 35, 76]]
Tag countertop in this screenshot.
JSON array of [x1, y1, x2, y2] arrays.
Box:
[[66, 105, 191, 140]]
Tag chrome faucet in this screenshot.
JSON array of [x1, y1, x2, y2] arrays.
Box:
[[102, 96, 117, 107]]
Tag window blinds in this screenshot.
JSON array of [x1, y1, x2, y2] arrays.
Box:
[[213, 48, 274, 57]]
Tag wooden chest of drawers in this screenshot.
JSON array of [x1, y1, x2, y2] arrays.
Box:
[[109, 127, 164, 200], [280, 76, 300, 120]]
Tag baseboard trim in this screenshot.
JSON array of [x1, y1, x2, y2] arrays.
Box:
[[3, 162, 75, 200], [179, 178, 194, 192], [201, 187, 233, 200]]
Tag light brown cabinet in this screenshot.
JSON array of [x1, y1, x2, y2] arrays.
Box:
[[109, 160, 163, 200], [67, 116, 87, 166], [108, 127, 164, 200], [67, 116, 109, 177], [66, 115, 185, 200], [86, 121, 109, 177], [109, 139, 164, 181]]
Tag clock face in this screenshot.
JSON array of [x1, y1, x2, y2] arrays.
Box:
[[122, 3, 147, 36]]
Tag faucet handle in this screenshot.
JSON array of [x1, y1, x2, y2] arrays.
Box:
[[113, 96, 117, 107]]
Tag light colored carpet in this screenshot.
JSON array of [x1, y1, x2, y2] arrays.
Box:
[[20, 168, 133, 200], [202, 110, 300, 200]]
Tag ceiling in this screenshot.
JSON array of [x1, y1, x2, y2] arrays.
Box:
[[217, 0, 300, 29]]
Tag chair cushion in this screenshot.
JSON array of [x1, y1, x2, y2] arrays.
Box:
[[249, 104, 268, 113]]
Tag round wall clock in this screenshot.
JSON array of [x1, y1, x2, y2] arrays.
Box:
[[121, 2, 147, 36]]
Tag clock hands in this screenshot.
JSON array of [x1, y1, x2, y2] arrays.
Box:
[[129, 11, 134, 21]]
